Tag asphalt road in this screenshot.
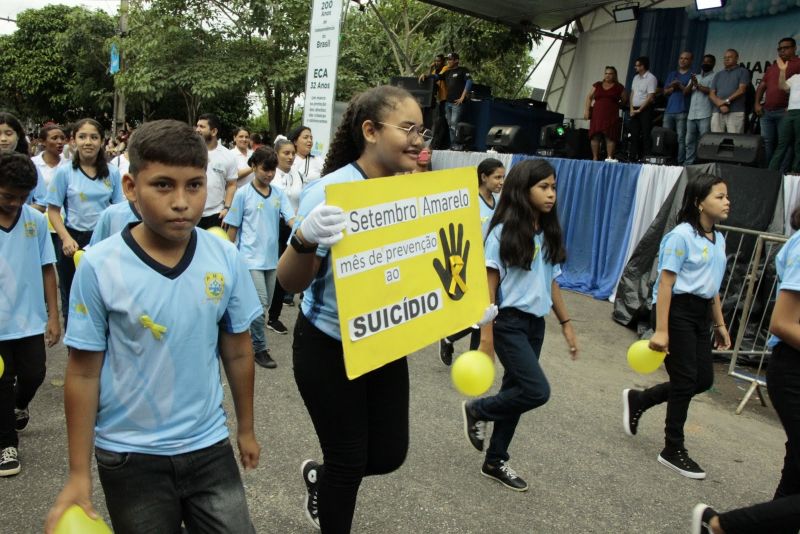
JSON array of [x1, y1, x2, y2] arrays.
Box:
[[2, 291, 786, 533]]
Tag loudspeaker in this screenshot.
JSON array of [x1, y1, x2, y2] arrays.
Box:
[[389, 76, 434, 108], [451, 122, 475, 151], [697, 132, 763, 166], [562, 128, 591, 160], [485, 125, 533, 154], [539, 123, 565, 148], [650, 126, 678, 162]]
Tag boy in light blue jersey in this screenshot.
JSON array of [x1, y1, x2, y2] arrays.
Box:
[[0, 153, 60, 477], [224, 146, 295, 369], [88, 200, 141, 246], [46, 120, 262, 534]]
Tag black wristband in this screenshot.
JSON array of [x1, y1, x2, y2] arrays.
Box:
[[290, 234, 317, 254]]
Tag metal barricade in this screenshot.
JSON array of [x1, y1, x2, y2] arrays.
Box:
[[714, 225, 788, 414]]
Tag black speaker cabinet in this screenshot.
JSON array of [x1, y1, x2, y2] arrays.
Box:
[[389, 76, 434, 108], [486, 125, 532, 153], [697, 132, 763, 166], [650, 126, 678, 162]]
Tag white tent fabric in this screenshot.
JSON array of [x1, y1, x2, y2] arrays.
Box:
[[608, 163, 683, 302], [431, 150, 514, 172]]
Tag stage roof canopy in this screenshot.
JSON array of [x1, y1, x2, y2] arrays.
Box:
[[418, 0, 613, 31]]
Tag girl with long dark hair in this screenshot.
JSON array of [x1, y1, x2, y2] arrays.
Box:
[[277, 85, 431, 532], [462, 159, 578, 492], [623, 173, 731, 480]]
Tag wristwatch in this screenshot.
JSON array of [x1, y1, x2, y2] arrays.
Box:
[[290, 233, 317, 254], [724, 98, 731, 106]]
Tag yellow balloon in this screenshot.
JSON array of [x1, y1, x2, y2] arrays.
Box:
[[207, 226, 230, 241], [73, 250, 84, 268], [53, 505, 112, 534], [0, 354, 4, 379], [451, 350, 495, 396], [627, 340, 667, 374]]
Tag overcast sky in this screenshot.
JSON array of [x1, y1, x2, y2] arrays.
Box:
[[1, 0, 555, 90]]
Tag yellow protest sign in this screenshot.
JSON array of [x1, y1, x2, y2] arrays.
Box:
[[327, 167, 489, 379]]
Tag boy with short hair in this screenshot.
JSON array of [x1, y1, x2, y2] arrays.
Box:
[[45, 120, 262, 533], [224, 146, 295, 369], [0, 152, 60, 477]]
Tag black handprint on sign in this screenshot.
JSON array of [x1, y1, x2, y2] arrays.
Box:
[[433, 222, 470, 300]]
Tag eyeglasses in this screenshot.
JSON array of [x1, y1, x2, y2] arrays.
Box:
[[378, 122, 433, 144]]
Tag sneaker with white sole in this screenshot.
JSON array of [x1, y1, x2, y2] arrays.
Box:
[[691, 503, 718, 534], [439, 340, 454, 366], [15, 407, 30, 432], [481, 460, 528, 492], [267, 319, 289, 335], [622, 389, 644, 436], [658, 448, 706, 480], [462, 401, 486, 452], [301, 459, 321, 530], [0, 447, 20, 477]]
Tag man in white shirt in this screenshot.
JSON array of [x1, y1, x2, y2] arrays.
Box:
[[195, 113, 238, 229], [629, 56, 658, 161]]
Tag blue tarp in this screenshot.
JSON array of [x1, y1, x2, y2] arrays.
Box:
[[510, 155, 640, 300]]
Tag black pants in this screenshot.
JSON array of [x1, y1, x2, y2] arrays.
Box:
[[445, 326, 480, 350], [293, 312, 409, 534], [628, 106, 654, 161], [639, 294, 713, 451], [0, 335, 46, 448], [716, 342, 800, 533], [55, 227, 93, 325], [269, 219, 292, 322], [197, 213, 222, 230]]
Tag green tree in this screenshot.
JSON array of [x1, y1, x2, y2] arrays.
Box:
[[0, 5, 116, 124]]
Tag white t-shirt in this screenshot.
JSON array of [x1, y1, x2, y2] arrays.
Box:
[[204, 143, 238, 216], [291, 154, 323, 184], [631, 71, 658, 107], [32, 153, 67, 187], [788, 74, 800, 110], [273, 167, 304, 213], [112, 153, 130, 176], [229, 147, 254, 188]]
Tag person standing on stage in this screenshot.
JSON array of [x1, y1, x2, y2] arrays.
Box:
[[758, 38, 800, 170], [439, 53, 473, 148], [584, 66, 627, 161], [685, 55, 717, 165], [709, 49, 751, 134], [629, 57, 658, 161], [663, 52, 694, 164]]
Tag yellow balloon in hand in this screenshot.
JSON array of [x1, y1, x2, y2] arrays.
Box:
[[627, 340, 667, 374], [73, 250, 84, 268], [207, 226, 230, 241], [53, 505, 111, 534], [451, 350, 495, 396]]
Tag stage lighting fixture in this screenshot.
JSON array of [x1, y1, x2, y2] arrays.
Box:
[[613, 3, 640, 22], [695, 0, 726, 10]]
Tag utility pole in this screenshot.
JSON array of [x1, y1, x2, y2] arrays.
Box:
[[112, 0, 128, 136]]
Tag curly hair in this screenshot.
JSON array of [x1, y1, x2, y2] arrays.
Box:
[[322, 85, 414, 176]]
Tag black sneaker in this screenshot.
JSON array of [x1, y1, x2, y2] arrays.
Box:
[[0, 447, 20, 477], [462, 401, 486, 452], [254, 350, 277, 369], [658, 448, 706, 480], [622, 389, 644, 436], [300, 459, 321, 530], [439, 340, 454, 366], [15, 407, 30, 432], [283, 295, 295, 306], [691, 503, 718, 534], [267, 319, 289, 335], [481, 460, 528, 492]]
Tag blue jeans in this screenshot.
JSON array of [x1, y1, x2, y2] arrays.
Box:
[[445, 102, 464, 147], [95, 439, 254, 534], [663, 112, 688, 164], [471, 309, 550, 464], [762, 109, 787, 168], [685, 116, 711, 165], [250, 269, 276, 353]]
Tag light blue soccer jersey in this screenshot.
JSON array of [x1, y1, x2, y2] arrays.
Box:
[[479, 192, 499, 226], [64, 227, 261, 455], [0, 205, 57, 340], [30, 169, 48, 206], [46, 164, 124, 231], [223, 183, 294, 270], [768, 231, 800, 348], [89, 201, 141, 246], [295, 163, 367, 340], [484, 223, 562, 317], [652, 222, 727, 303]]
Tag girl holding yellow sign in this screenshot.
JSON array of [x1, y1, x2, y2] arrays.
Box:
[[277, 85, 432, 532], [462, 159, 579, 492]]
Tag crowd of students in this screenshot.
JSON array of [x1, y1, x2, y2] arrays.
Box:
[[0, 82, 799, 533]]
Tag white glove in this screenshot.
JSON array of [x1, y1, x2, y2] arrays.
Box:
[[475, 304, 498, 327], [299, 203, 347, 247]]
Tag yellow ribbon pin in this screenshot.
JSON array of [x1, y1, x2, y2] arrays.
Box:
[[448, 255, 468, 295], [139, 315, 167, 340]]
